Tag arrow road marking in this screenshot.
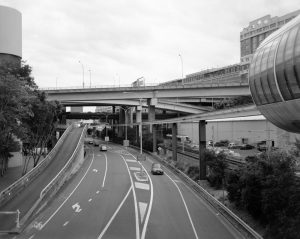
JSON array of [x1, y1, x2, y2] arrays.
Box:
[[72, 203, 82, 213]]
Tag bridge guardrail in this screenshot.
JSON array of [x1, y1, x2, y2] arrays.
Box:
[[0, 124, 74, 208], [40, 125, 87, 199], [19, 125, 87, 228], [129, 145, 262, 239]]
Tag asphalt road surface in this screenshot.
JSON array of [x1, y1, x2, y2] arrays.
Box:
[[17, 143, 243, 239]]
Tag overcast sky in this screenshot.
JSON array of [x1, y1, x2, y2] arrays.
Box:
[[2, 0, 299, 88]]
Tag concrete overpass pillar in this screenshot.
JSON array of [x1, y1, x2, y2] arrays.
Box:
[[199, 120, 207, 180], [152, 124, 157, 153], [172, 123, 177, 161], [147, 98, 157, 133], [118, 107, 125, 137]]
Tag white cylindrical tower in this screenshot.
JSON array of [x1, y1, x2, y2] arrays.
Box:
[[0, 5, 22, 65]]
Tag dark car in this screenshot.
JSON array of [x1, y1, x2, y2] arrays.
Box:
[[151, 163, 164, 175], [240, 144, 255, 150]]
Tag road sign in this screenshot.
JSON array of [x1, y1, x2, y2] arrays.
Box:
[[105, 136, 109, 142], [123, 140, 129, 147], [137, 154, 146, 161]]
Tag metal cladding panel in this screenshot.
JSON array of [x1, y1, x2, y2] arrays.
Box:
[[258, 99, 300, 133], [0, 6, 22, 57], [249, 14, 300, 132]]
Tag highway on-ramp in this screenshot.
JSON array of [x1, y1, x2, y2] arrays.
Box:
[[18, 143, 243, 239]]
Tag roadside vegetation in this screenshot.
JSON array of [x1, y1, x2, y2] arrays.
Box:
[[0, 62, 62, 176], [204, 144, 300, 239]]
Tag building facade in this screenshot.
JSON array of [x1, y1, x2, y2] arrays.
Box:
[[240, 10, 300, 75]]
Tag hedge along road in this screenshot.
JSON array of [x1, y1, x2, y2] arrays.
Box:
[[19, 143, 244, 239]]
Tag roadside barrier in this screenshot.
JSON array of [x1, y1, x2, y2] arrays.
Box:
[[19, 125, 87, 228], [129, 145, 263, 239], [0, 124, 74, 208]]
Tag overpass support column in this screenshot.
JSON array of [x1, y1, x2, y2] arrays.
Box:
[[118, 107, 125, 137], [172, 123, 177, 161], [152, 124, 157, 153], [147, 98, 157, 133], [199, 120, 207, 180]]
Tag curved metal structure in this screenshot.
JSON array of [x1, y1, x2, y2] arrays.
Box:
[[249, 14, 300, 132], [0, 6, 22, 65]]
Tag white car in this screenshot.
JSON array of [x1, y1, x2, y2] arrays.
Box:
[[100, 145, 107, 151]]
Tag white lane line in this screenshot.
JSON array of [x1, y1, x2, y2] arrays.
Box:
[[88, 198, 92, 202], [126, 159, 137, 163], [102, 153, 108, 188], [139, 202, 148, 223], [127, 151, 154, 239], [63, 221, 69, 227], [134, 182, 150, 190], [96, 191, 100, 194], [121, 155, 140, 239], [165, 172, 199, 239], [28, 235, 35, 239], [41, 153, 95, 229], [97, 186, 133, 239], [129, 166, 141, 171]]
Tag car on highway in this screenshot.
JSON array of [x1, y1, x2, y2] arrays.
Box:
[[100, 144, 107, 151], [151, 163, 164, 175], [240, 144, 255, 150]]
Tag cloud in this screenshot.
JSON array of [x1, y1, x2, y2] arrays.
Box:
[[1, 0, 299, 87]]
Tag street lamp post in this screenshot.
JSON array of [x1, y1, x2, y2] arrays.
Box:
[[89, 69, 91, 88], [78, 60, 85, 88], [179, 54, 184, 83]]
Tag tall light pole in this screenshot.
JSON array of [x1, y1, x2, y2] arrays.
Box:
[[89, 69, 91, 88], [179, 54, 183, 79], [78, 60, 84, 88]]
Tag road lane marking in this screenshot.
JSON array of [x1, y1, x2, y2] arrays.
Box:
[[165, 172, 199, 239], [93, 169, 98, 173], [126, 159, 137, 163], [28, 235, 35, 239], [96, 191, 100, 194], [88, 198, 92, 202], [97, 186, 133, 239], [127, 152, 154, 239], [129, 166, 141, 171], [63, 221, 69, 227], [41, 153, 95, 229], [134, 171, 148, 182], [121, 155, 140, 239], [139, 202, 148, 223], [72, 203, 82, 213], [102, 153, 108, 188], [134, 182, 150, 190]]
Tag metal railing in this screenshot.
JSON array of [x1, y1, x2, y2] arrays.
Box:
[[0, 124, 73, 207]]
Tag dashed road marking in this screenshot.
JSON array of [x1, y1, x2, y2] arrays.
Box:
[[63, 221, 69, 227], [96, 190, 100, 194], [93, 169, 98, 173], [134, 182, 150, 190], [88, 198, 92, 202], [126, 159, 137, 163], [28, 235, 35, 239]]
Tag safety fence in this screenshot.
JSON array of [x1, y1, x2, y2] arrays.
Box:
[[19, 125, 87, 229], [0, 124, 74, 208]]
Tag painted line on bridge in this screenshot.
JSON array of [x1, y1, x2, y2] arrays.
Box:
[[134, 182, 150, 191]]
